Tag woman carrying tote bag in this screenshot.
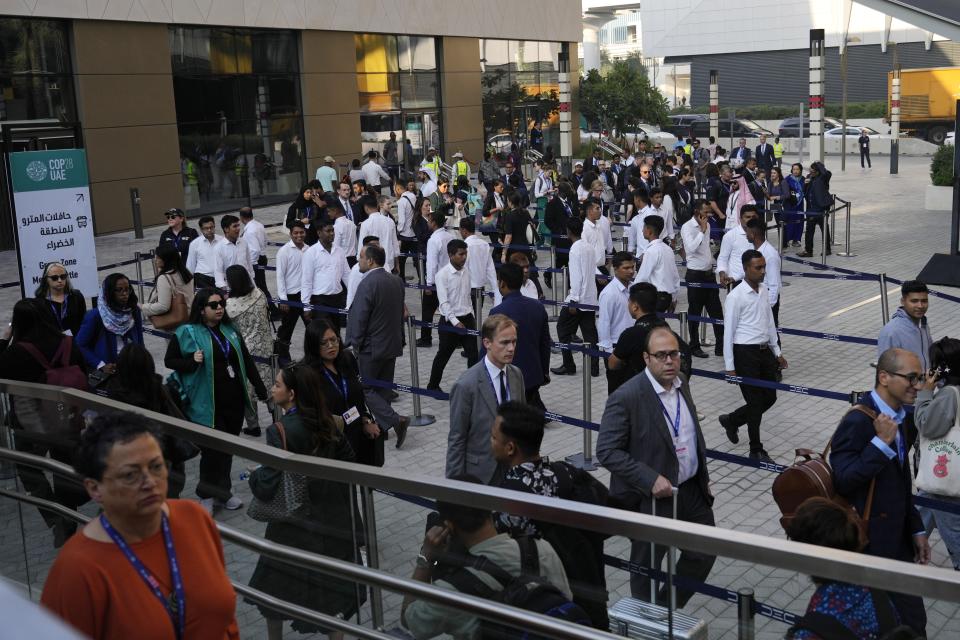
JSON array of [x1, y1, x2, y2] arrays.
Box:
[[141, 244, 194, 330]]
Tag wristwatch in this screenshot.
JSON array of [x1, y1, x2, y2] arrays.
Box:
[[416, 552, 436, 569]]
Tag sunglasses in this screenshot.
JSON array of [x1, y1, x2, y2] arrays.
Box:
[[47, 274, 68, 281], [165, 214, 180, 220], [206, 300, 225, 309]]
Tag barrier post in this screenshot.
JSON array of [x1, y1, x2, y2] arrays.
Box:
[[270, 354, 282, 421], [360, 485, 385, 629], [836, 201, 856, 257], [879, 272, 890, 325], [737, 588, 756, 640], [130, 187, 143, 239], [134, 251, 145, 301], [473, 291, 483, 354], [819, 214, 828, 265], [830, 195, 839, 246], [678, 310, 689, 343], [407, 316, 436, 426], [565, 349, 597, 471]]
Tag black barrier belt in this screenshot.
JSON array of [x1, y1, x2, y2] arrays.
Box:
[[780, 255, 878, 279], [683, 315, 877, 346]]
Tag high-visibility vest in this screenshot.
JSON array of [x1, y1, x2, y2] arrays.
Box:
[[684, 143, 693, 157], [421, 156, 440, 177], [454, 160, 469, 178], [185, 159, 198, 185], [773, 143, 784, 159]]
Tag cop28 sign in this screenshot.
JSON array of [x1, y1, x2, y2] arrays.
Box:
[[10, 149, 98, 298]]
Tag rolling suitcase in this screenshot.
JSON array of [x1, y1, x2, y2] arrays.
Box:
[[608, 487, 708, 639]]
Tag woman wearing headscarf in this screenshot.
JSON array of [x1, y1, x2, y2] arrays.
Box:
[[34, 262, 87, 337], [286, 183, 326, 245], [224, 265, 273, 437], [418, 167, 438, 199], [76, 273, 144, 377]]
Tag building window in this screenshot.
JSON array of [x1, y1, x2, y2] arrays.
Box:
[[169, 26, 305, 214], [0, 19, 75, 123]]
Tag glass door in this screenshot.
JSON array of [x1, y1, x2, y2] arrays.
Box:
[[402, 111, 442, 175]]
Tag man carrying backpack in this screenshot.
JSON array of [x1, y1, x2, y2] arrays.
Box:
[[401, 474, 578, 640]]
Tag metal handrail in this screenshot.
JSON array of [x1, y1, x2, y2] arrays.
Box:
[[3, 380, 960, 603]]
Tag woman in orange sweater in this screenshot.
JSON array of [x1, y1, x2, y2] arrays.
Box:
[[41, 411, 239, 640]]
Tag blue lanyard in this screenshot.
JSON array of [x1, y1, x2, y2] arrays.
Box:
[[896, 429, 905, 463], [657, 391, 682, 439], [100, 513, 185, 640], [207, 327, 231, 361], [321, 367, 349, 400], [48, 296, 68, 328]]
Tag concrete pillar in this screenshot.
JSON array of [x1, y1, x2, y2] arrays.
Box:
[[890, 66, 901, 174], [581, 14, 611, 74], [808, 29, 826, 165], [439, 37, 484, 164], [709, 70, 719, 141]]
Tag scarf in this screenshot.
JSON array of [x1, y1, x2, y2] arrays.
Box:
[[98, 291, 135, 336]]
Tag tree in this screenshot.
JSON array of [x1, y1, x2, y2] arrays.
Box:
[[579, 60, 669, 137]]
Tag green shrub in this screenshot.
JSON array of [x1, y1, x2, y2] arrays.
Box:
[[931, 144, 956, 187], [668, 101, 887, 120]]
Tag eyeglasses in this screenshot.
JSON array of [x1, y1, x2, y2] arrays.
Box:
[[47, 274, 67, 281], [206, 300, 225, 309], [319, 338, 339, 347], [884, 370, 926, 386], [106, 461, 168, 487], [648, 350, 681, 362]]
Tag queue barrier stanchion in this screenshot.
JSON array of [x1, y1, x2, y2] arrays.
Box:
[[830, 200, 839, 247], [360, 485, 385, 629], [134, 251, 145, 302], [565, 345, 597, 471], [836, 200, 856, 257], [879, 272, 890, 325], [820, 213, 828, 266], [406, 316, 435, 427], [473, 291, 483, 355], [678, 310, 689, 343], [738, 587, 756, 640], [546, 243, 560, 322]]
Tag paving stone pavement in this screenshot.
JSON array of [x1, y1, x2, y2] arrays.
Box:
[[2, 155, 960, 639]]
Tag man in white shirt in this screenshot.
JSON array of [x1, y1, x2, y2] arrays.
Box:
[[239, 206, 274, 313], [716, 204, 759, 287], [346, 235, 380, 310], [681, 202, 725, 358], [507, 252, 540, 300], [361, 150, 392, 194], [639, 188, 673, 245], [215, 214, 254, 288], [720, 249, 788, 464], [551, 218, 600, 377], [598, 252, 637, 352], [301, 218, 351, 328], [356, 195, 399, 273], [395, 181, 419, 280], [418, 210, 455, 347], [330, 201, 358, 266], [274, 222, 308, 361], [426, 239, 479, 391], [627, 189, 651, 255], [315, 155, 338, 193], [186, 215, 222, 289], [634, 216, 680, 312], [459, 218, 500, 309], [745, 218, 782, 324]]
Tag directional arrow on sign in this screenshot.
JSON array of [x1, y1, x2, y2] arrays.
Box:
[[76, 193, 84, 202]]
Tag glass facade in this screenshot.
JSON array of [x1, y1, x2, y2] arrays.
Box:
[[355, 34, 440, 174], [479, 39, 562, 159], [0, 19, 75, 123], [169, 26, 305, 213]]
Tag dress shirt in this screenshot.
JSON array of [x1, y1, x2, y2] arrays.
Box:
[[627, 214, 649, 255], [597, 277, 634, 350], [397, 191, 417, 238], [644, 368, 699, 484], [215, 237, 253, 288], [642, 204, 673, 240], [315, 165, 337, 193], [345, 263, 369, 309], [680, 218, 714, 271], [240, 218, 267, 263], [435, 263, 473, 324], [520, 280, 538, 300], [597, 215, 614, 255], [635, 239, 680, 295], [582, 218, 606, 268], [716, 225, 752, 282], [300, 242, 351, 297], [334, 216, 358, 257], [275, 240, 307, 298], [756, 240, 781, 305], [565, 239, 599, 306], [425, 228, 454, 286], [186, 234, 223, 278], [533, 171, 553, 199], [869, 390, 908, 462], [484, 356, 511, 404], [361, 159, 390, 187], [339, 197, 355, 224], [722, 281, 781, 370], [357, 213, 400, 266], [464, 235, 501, 305]]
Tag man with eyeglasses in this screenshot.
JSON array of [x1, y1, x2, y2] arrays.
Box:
[[830, 348, 929, 636], [597, 325, 715, 607]]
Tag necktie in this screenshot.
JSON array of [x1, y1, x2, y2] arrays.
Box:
[[499, 371, 508, 404]]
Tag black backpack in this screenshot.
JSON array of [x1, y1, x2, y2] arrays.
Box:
[[443, 536, 592, 640]]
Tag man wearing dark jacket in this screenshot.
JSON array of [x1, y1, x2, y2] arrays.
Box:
[[830, 348, 929, 635], [754, 134, 775, 172], [798, 161, 832, 257], [544, 182, 576, 285]]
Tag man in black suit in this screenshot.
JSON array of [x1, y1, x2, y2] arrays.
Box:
[[597, 325, 715, 607], [346, 244, 410, 448], [544, 182, 576, 285], [830, 348, 929, 635], [754, 134, 775, 172]]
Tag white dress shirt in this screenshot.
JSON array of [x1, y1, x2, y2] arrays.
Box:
[[275, 240, 307, 298], [484, 356, 512, 404], [334, 216, 358, 257], [345, 263, 368, 309], [464, 234, 501, 305], [582, 218, 606, 268], [361, 159, 391, 187], [300, 242, 351, 297], [635, 239, 680, 295], [215, 237, 253, 288], [425, 228, 454, 286], [520, 280, 539, 300], [357, 212, 400, 266], [644, 367, 699, 484], [756, 240, 781, 306], [240, 218, 267, 263], [597, 215, 614, 255], [565, 239, 599, 306], [680, 218, 714, 271], [722, 280, 782, 370], [435, 263, 473, 324], [186, 234, 223, 278], [397, 192, 417, 238], [642, 204, 673, 240], [597, 277, 634, 350], [627, 213, 648, 255], [716, 225, 752, 282]]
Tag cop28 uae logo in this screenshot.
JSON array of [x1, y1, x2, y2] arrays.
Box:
[[25, 160, 47, 182]]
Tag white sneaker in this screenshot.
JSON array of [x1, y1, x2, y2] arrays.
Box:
[[199, 498, 214, 515], [218, 496, 244, 510]]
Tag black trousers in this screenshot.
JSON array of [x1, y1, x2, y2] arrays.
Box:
[[629, 480, 716, 607], [309, 291, 347, 329], [860, 148, 871, 168], [194, 272, 216, 290], [398, 237, 419, 279], [685, 269, 724, 349], [729, 344, 779, 452], [196, 409, 244, 501], [556, 308, 599, 371], [420, 291, 440, 342], [803, 212, 831, 253], [428, 314, 479, 387], [254, 256, 276, 313], [275, 292, 308, 359], [14, 433, 87, 531], [526, 386, 546, 412]]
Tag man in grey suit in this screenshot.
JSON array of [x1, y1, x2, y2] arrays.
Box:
[[596, 325, 715, 607], [346, 244, 410, 448], [446, 314, 525, 483]]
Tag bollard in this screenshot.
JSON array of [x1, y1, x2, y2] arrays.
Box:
[[879, 273, 890, 325], [407, 316, 436, 426], [836, 201, 856, 257], [134, 251, 145, 301], [270, 354, 282, 421], [737, 587, 756, 640], [130, 188, 143, 239], [678, 311, 689, 343], [564, 348, 597, 471], [360, 486, 385, 629]]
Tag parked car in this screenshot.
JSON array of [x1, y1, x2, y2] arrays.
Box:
[[824, 126, 881, 138], [778, 116, 844, 138]]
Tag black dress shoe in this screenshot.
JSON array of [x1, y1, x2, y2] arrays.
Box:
[[691, 347, 709, 359], [415, 338, 432, 348], [591, 367, 600, 377], [749, 449, 775, 464], [719, 414, 739, 444], [387, 390, 399, 401], [242, 426, 262, 437], [550, 365, 576, 376], [395, 417, 410, 449], [714, 346, 723, 357], [426, 385, 444, 394]]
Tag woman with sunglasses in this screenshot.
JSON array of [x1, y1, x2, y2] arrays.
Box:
[[77, 273, 145, 377], [157, 207, 199, 266], [164, 288, 268, 513], [35, 262, 87, 337], [247, 364, 363, 640]]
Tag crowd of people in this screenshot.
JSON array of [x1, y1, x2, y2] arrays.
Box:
[[1, 138, 956, 640]]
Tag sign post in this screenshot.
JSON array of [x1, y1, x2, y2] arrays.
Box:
[[9, 149, 98, 299]]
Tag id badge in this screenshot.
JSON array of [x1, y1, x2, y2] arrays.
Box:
[[62, 329, 73, 337], [342, 406, 361, 424], [226, 365, 236, 378], [674, 436, 689, 460]]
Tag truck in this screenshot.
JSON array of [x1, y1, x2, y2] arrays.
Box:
[[888, 66, 960, 145]]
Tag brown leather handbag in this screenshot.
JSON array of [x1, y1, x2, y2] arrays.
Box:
[[149, 275, 188, 330]]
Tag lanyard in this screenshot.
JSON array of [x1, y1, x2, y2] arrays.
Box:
[[657, 391, 682, 439], [322, 367, 349, 400], [101, 513, 185, 640], [207, 327, 231, 361], [48, 296, 68, 328]]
